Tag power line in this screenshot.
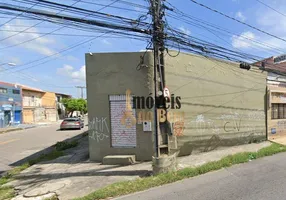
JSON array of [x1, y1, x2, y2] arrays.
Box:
[[0, 0, 126, 50], [0, 3, 149, 35], [0, 0, 151, 73], [0, 0, 82, 43], [0, 29, 138, 37], [189, 0, 286, 44], [166, 12, 285, 55], [0, 1, 38, 28], [68, 0, 148, 13], [255, 0, 286, 18], [0, 30, 149, 74], [165, 1, 286, 54]]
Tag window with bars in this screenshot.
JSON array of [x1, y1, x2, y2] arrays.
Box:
[[271, 103, 286, 119], [12, 89, 20, 94], [0, 87, 7, 94]]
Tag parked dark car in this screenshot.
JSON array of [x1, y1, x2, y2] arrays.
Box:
[[60, 118, 84, 130]]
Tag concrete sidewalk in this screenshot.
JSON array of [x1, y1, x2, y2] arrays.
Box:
[[3, 137, 272, 200], [0, 121, 63, 134]]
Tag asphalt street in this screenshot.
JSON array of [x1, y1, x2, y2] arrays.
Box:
[[115, 152, 286, 200], [0, 122, 87, 173]]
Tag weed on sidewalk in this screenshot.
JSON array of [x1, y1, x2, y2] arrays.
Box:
[[74, 143, 286, 200], [0, 139, 80, 200]]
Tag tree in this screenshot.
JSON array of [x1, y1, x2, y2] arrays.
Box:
[[61, 98, 87, 117]]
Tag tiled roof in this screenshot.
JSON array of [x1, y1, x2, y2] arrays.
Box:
[[253, 56, 286, 73], [16, 84, 45, 93]]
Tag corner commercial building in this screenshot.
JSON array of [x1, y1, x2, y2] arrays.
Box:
[[86, 51, 267, 162], [0, 82, 22, 127]]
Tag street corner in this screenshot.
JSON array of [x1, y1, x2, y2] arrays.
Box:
[[12, 192, 57, 200], [16, 179, 71, 200]]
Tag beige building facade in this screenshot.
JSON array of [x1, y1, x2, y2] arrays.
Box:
[[266, 75, 286, 141], [22, 86, 45, 124], [22, 86, 58, 123], [86, 51, 267, 162]]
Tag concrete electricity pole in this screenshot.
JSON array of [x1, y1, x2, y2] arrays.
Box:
[[75, 86, 86, 99], [150, 0, 175, 174]]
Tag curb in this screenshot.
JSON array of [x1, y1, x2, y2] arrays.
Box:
[[0, 126, 37, 134]]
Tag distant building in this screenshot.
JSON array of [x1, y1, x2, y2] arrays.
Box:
[[42, 91, 58, 122], [20, 85, 70, 124], [21, 85, 46, 124], [254, 55, 286, 142], [0, 82, 22, 128], [56, 93, 72, 119], [0, 81, 71, 126]]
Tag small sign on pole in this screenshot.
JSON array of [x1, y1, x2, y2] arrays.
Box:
[[163, 87, 170, 98]]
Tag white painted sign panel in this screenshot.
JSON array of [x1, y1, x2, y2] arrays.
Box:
[[109, 95, 136, 148], [274, 54, 286, 64], [163, 87, 170, 98]]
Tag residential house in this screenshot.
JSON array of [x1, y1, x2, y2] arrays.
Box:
[[42, 92, 57, 122], [22, 85, 45, 124], [21, 85, 58, 123], [85, 51, 267, 162], [254, 55, 286, 142], [56, 93, 71, 119], [0, 82, 22, 127]]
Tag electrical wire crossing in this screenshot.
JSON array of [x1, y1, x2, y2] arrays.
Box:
[[189, 0, 286, 43]]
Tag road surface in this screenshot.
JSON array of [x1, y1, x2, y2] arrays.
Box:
[[115, 152, 286, 200], [0, 122, 87, 173]]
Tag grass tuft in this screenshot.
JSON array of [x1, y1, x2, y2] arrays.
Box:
[[55, 141, 78, 151], [44, 194, 59, 200], [0, 138, 81, 200], [0, 186, 15, 200], [73, 143, 286, 200]]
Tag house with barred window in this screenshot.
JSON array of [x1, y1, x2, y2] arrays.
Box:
[[254, 55, 286, 143], [0, 81, 22, 128]]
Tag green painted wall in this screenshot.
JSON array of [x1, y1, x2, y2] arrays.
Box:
[[86, 51, 267, 161], [85, 52, 154, 161], [165, 51, 267, 156]]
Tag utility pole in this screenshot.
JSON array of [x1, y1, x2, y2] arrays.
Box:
[[150, 0, 175, 174], [75, 86, 86, 99], [151, 0, 166, 158]]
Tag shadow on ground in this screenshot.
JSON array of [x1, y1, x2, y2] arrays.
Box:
[[9, 131, 87, 168], [6, 132, 152, 200]]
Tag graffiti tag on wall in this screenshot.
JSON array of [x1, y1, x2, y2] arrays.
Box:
[[88, 117, 109, 142], [185, 110, 264, 139]]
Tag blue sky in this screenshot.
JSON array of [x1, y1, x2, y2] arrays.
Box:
[[0, 0, 285, 98]]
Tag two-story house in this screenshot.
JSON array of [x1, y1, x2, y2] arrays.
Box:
[[42, 91, 57, 122], [21, 85, 61, 124], [21, 85, 45, 124], [56, 93, 72, 119], [0, 82, 22, 128]]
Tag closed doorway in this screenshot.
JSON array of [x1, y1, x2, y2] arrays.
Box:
[[4, 111, 11, 126], [14, 110, 22, 124]]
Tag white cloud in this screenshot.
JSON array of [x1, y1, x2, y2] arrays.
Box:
[[257, 6, 286, 35], [231, 31, 255, 49], [235, 11, 246, 22], [102, 39, 111, 45], [57, 64, 86, 82], [0, 20, 56, 56], [65, 55, 79, 62], [252, 2, 286, 52], [179, 26, 191, 35]]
